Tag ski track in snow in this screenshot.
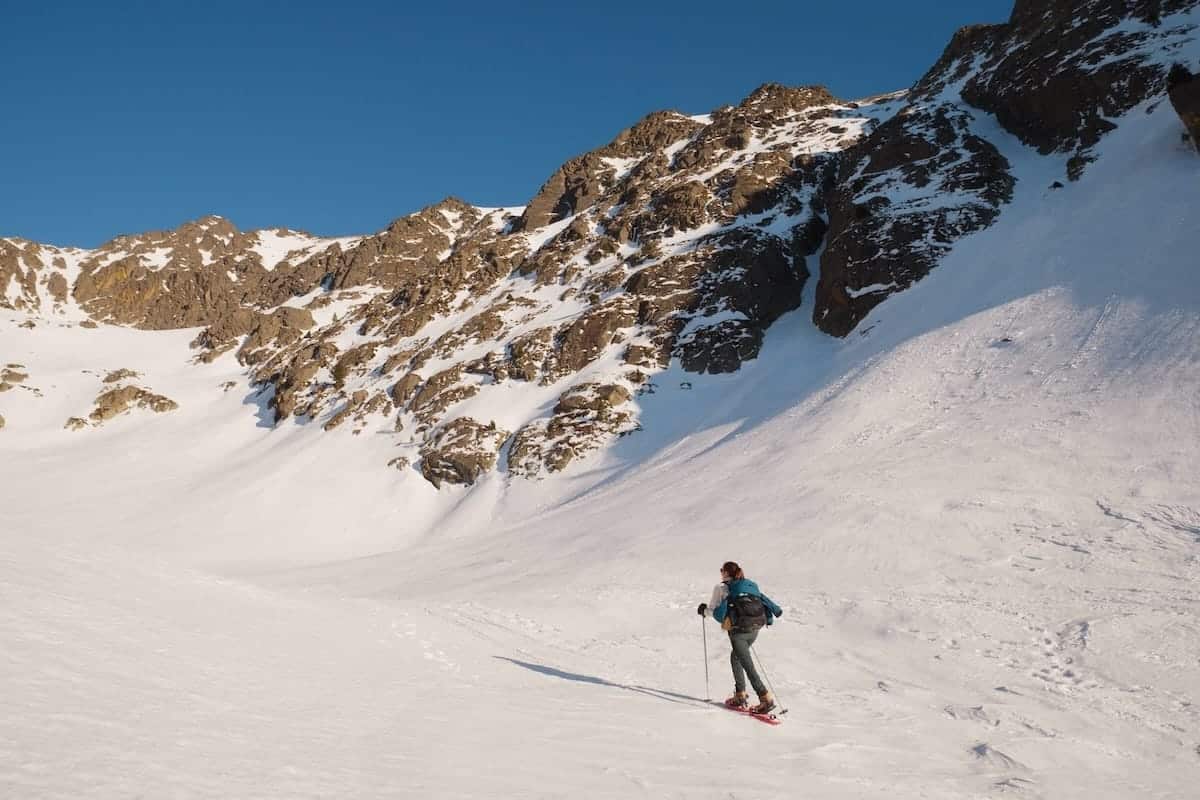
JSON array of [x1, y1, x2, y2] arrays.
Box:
[[4, 74, 1200, 800]]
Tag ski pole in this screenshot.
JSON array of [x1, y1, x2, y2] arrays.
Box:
[[701, 614, 710, 701], [751, 644, 787, 715]]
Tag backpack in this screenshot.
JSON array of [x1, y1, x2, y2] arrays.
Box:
[[729, 593, 767, 631]]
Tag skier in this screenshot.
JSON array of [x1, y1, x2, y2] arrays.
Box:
[[697, 561, 783, 714]]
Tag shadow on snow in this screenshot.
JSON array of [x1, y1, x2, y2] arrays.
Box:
[[494, 656, 709, 707]]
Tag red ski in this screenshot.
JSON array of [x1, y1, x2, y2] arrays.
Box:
[[711, 700, 782, 725]]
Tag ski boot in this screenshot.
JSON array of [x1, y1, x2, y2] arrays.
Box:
[[724, 691, 749, 709], [751, 691, 776, 715]]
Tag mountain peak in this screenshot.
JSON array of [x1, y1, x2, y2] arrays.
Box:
[[737, 82, 838, 112]]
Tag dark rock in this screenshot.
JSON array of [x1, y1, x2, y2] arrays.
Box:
[[815, 105, 1013, 337], [551, 305, 637, 376], [922, 0, 1190, 157], [1168, 64, 1200, 152]]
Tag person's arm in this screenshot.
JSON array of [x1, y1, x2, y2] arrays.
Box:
[[760, 593, 783, 618], [702, 583, 728, 619]]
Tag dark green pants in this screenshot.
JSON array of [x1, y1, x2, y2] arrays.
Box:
[[729, 629, 766, 695]]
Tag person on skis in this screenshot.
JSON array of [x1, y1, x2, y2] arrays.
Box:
[[697, 561, 783, 714]]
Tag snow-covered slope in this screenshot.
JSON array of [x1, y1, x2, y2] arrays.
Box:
[[3, 2, 1200, 798]]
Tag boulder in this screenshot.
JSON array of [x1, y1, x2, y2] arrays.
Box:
[[419, 417, 509, 488], [390, 372, 424, 408], [323, 390, 369, 431], [89, 385, 179, 424], [102, 368, 140, 384]]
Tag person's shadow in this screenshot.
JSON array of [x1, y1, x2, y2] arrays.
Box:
[[494, 657, 711, 707]]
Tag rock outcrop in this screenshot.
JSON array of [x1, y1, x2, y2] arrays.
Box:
[[1169, 63, 1200, 150], [814, 101, 1014, 336], [0, 240, 79, 316], [509, 382, 637, 477], [812, 0, 1193, 336], [62, 372, 179, 429], [88, 385, 179, 425], [103, 368, 140, 384], [1, 367, 29, 392], [947, 1, 1196, 157], [419, 418, 509, 487]]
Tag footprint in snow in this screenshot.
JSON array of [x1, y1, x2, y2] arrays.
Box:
[[971, 742, 1027, 772], [944, 704, 998, 726]]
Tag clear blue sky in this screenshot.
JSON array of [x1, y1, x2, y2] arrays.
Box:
[[2, 0, 1014, 247]]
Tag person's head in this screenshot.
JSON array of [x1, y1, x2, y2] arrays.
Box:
[[721, 561, 744, 581]]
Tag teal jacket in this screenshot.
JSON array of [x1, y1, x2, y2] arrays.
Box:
[[713, 578, 783, 627]]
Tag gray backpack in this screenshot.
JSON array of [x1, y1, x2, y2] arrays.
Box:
[[729, 594, 767, 630]]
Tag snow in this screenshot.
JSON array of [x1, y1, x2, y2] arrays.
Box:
[[2, 270, 20, 304], [478, 205, 526, 233], [599, 154, 644, 182], [139, 245, 174, 270], [846, 282, 899, 298], [675, 306, 750, 342], [662, 137, 692, 167], [522, 212, 581, 253], [250, 229, 351, 271], [2, 58, 1200, 800]]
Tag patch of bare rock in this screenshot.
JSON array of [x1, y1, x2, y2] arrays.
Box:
[[420, 418, 509, 488], [63, 377, 180, 429], [1169, 63, 1200, 151]]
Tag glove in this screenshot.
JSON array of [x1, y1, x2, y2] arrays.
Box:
[[775, 608, 783, 618], [697, 603, 707, 616]]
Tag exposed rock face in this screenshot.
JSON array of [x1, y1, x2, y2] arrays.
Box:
[[0, 239, 79, 316], [323, 389, 368, 431], [390, 372, 423, 408], [70, 217, 358, 333], [0, 366, 32, 396], [514, 112, 706, 231], [88, 385, 179, 424], [509, 382, 637, 477], [103, 368, 140, 384], [943, 1, 1196, 157], [419, 417, 509, 487], [1168, 64, 1200, 150], [815, 102, 1014, 336], [813, 0, 1192, 336]]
